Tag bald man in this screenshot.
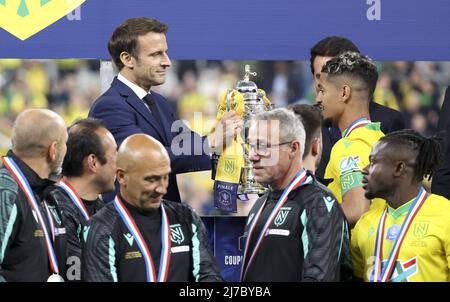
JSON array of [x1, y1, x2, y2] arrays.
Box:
[[82, 134, 222, 282], [0, 109, 68, 282]]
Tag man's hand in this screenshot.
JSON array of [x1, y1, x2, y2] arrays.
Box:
[[207, 110, 243, 153]]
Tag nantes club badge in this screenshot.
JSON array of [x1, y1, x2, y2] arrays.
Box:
[[0, 0, 86, 40], [170, 224, 185, 245]]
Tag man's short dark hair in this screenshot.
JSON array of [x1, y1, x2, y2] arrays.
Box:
[[288, 104, 323, 159], [62, 118, 108, 177], [322, 51, 378, 99], [310, 36, 360, 75], [108, 17, 168, 70]]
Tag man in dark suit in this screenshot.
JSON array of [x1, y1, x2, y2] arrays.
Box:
[[431, 86, 450, 199], [310, 36, 406, 179], [89, 17, 241, 203]]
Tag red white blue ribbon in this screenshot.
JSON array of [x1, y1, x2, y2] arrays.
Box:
[[58, 179, 90, 222], [343, 117, 371, 138], [1, 156, 60, 274], [371, 187, 428, 282], [113, 196, 171, 282], [240, 168, 309, 281], [43, 202, 56, 241]]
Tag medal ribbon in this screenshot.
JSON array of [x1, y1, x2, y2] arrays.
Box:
[[343, 117, 371, 138], [113, 196, 171, 282], [371, 187, 428, 282], [240, 169, 308, 280], [58, 179, 90, 221], [1, 156, 60, 274], [43, 202, 56, 241]]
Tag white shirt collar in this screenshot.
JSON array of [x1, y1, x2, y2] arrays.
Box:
[[117, 73, 150, 100]]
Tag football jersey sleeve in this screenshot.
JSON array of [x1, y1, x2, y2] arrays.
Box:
[[335, 141, 371, 197]]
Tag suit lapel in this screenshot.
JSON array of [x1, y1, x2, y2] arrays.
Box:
[[111, 78, 169, 145]]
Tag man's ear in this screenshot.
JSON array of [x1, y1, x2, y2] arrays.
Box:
[[342, 85, 351, 103], [116, 168, 127, 186], [47, 141, 58, 163], [289, 140, 300, 159], [311, 137, 321, 157], [120, 51, 135, 69], [86, 154, 97, 173], [394, 161, 407, 177]]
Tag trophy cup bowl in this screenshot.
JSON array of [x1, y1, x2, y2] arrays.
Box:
[[235, 65, 273, 195]]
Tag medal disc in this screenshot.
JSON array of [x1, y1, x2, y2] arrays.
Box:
[[47, 274, 64, 282]]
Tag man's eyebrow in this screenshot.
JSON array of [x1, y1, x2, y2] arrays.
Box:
[[144, 175, 161, 179]]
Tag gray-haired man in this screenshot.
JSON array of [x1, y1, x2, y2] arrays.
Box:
[[240, 108, 351, 282]]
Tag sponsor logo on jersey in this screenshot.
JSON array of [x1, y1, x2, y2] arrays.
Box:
[[413, 222, 429, 239], [323, 196, 335, 212], [369, 256, 419, 282], [171, 245, 190, 253], [386, 225, 400, 241], [124, 251, 142, 260], [339, 156, 360, 173], [170, 224, 185, 244], [123, 233, 134, 247], [267, 229, 290, 236], [389, 257, 419, 282], [274, 207, 291, 227], [34, 229, 44, 237]]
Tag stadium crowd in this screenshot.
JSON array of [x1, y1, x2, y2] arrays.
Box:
[[1, 58, 449, 215]]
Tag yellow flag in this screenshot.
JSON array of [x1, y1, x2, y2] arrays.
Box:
[[0, 0, 86, 40]]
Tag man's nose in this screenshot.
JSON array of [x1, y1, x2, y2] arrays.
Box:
[[362, 164, 369, 175], [249, 147, 260, 162], [162, 52, 171, 67], [154, 180, 168, 195]]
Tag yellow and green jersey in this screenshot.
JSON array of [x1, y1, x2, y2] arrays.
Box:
[[325, 121, 385, 210], [351, 193, 450, 282]]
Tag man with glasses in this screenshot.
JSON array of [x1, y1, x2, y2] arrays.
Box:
[[240, 108, 350, 282]]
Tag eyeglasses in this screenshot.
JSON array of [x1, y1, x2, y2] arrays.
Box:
[[247, 140, 292, 156]]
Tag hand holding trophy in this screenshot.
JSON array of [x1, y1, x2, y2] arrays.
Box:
[[211, 65, 273, 213]]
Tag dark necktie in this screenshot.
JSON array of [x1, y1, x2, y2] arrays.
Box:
[[143, 94, 164, 127]]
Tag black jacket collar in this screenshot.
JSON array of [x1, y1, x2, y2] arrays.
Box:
[[5, 150, 55, 198]]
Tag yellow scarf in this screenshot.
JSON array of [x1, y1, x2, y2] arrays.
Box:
[[214, 89, 272, 186], [214, 89, 245, 184]]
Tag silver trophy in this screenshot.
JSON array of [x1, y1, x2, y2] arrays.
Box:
[[231, 65, 273, 194]]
